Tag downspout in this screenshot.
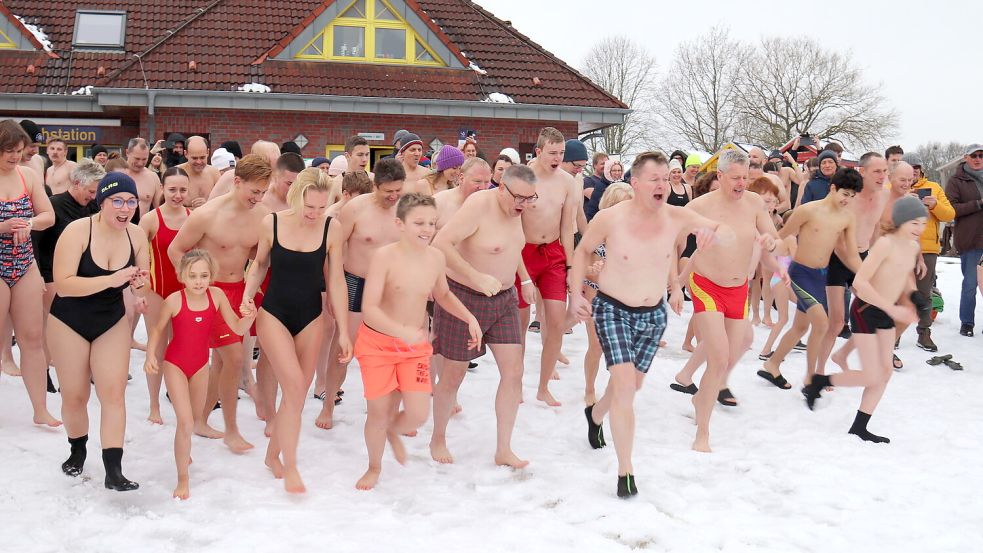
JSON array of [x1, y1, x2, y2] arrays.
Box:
[[147, 90, 157, 142]]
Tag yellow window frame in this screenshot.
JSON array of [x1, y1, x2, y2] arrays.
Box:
[[0, 29, 18, 49], [295, 0, 444, 66]]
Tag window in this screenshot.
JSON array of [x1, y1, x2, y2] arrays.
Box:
[[295, 0, 443, 66], [0, 29, 17, 50], [73, 11, 126, 49]]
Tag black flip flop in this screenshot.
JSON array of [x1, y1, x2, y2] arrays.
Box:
[[669, 381, 698, 395], [943, 359, 963, 371], [893, 354, 903, 370], [758, 352, 773, 361], [926, 354, 953, 366], [757, 370, 792, 390], [717, 388, 737, 407]]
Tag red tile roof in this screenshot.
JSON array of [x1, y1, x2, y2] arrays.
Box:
[[0, 0, 626, 110]]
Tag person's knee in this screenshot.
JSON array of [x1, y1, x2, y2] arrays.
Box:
[[13, 326, 43, 350]]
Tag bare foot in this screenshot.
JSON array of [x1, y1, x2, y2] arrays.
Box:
[[147, 410, 164, 425], [264, 420, 274, 438], [536, 389, 561, 407], [131, 340, 147, 352], [494, 450, 529, 469], [356, 468, 381, 490], [752, 317, 761, 326], [452, 403, 463, 416], [682, 342, 695, 353], [224, 432, 254, 453], [831, 350, 851, 373], [314, 403, 334, 430], [557, 353, 570, 366], [1, 358, 21, 377], [692, 431, 712, 453], [283, 467, 306, 493], [430, 440, 454, 464], [673, 372, 694, 387], [388, 432, 407, 465], [33, 411, 63, 428], [584, 391, 596, 405], [550, 369, 560, 381], [659, 340, 667, 348], [193, 423, 224, 439], [173, 476, 190, 500], [401, 429, 417, 438], [762, 358, 781, 378], [265, 452, 284, 479], [763, 318, 775, 327]]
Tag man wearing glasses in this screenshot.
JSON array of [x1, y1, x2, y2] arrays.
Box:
[[429, 165, 538, 469], [944, 144, 983, 337]]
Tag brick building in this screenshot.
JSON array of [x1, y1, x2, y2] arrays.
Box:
[[0, 0, 627, 166]]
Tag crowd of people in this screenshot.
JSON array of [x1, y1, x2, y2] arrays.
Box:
[[1, 117, 981, 499]]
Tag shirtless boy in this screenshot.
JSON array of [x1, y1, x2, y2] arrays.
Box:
[[430, 165, 538, 468], [168, 154, 273, 452], [263, 153, 305, 212], [124, 138, 162, 216], [572, 151, 718, 497], [318, 159, 406, 429], [332, 136, 374, 198], [209, 140, 280, 200], [354, 193, 480, 490], [761, 167, 864, 390], [519, 127, 579, 407], [397, 133, 430, 184], [685, 149, 783, 453], [18, 120, 46, 180], [802, 196, 926, 443], [45, 139, 77, 194], [178, 136, 221, 207]]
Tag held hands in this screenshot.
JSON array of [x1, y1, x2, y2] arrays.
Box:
[[474, 273, 503, 297], [239, 298, 257, 319], [466, 317, 483, 351]]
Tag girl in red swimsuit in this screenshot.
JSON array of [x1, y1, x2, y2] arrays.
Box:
[[138, 167, 191, 425], [144, 249, 255, 500]]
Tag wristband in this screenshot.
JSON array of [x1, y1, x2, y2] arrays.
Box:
[[520, 279, 532, 286]]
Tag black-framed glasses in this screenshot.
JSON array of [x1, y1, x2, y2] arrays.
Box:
[[109, 197, 138, 209], [969, 153, 983, 160], [501, 182, 538, 204], [572, 161, 587, 170]]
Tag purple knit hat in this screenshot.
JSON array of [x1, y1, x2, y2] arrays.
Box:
[[434, 144, 465, 172]]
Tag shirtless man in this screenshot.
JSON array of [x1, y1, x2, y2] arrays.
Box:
[[573, 151, 718, 497], [761, 168, 864, 389], [18, 120, 45, 180], [397, 133, 430, 184], [749, 147, 790, 212], [317, 159, 406, 429], [430, 165, 537, 468], [209, 140, 280, 200], [819, 153, 890, 374], [123, 138, 162, 216], [434, 158, 491, 230], [262, 153, 305, 212], [332, 136, 374, 194], [167, 154, 273, 452], [45, 139, 77, 194], [686, 149, 783, 452], [519, 128, 579, 407], [177, 136, 221, 207]]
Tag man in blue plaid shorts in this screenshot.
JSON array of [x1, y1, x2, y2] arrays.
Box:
[[570, 151, 719, 498]]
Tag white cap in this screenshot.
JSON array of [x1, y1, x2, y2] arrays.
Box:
[[211, 148, 236, 170], [499, 147, 520, 165]]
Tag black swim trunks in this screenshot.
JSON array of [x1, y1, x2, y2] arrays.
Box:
[[827, 250, 868, 288], [849, 298, 895, 334], [345, 270, 366, 313]]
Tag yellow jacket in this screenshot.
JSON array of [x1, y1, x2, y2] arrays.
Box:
[[912, 178, 955, 254]]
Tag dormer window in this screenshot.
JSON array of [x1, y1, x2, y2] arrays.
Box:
[[73, 11, 126, 49]]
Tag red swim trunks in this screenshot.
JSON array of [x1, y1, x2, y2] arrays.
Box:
[[689, 272, 749, 320], [514, 239, 567, 308], [208, 277, 267, 347], [355, 324, 433, 401]]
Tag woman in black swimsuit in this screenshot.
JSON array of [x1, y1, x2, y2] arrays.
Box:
[[48, 172, 149, 491], [244, 168, 350, 493]]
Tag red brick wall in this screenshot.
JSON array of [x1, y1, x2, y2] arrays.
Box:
[[139, 108, 578, 161]]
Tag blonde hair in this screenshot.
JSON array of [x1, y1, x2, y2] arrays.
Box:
[[287, 167, 331, 211], [178, 249, 217, 283], [599, 182, 634, 210]]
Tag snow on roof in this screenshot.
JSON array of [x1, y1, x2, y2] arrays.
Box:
[[70, 85, 93, 96], [237, 83, 271, 93], [468, 62, 487, 76], [14, 14, 52, 52], [483, 92, 514, 104]]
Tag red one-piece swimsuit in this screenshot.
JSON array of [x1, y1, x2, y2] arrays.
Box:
[[164, 289, 218, 379]]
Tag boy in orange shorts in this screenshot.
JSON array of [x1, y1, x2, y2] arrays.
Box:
[[354, 193, 481, 490]]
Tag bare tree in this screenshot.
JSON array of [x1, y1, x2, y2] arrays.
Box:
[[657, 27, 746, 152], [734, 37, 898, 150], [582, 36, 658, 156], [911, 141, 967, 183]]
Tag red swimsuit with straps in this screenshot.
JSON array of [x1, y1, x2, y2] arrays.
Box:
[[150, 207, 188, 298], [164, 289, 218, 379]]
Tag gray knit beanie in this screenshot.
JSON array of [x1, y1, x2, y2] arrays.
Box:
[[892, 195, 928, 227]]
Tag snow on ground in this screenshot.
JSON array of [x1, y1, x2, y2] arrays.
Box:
[[1, 261, 981, 553]]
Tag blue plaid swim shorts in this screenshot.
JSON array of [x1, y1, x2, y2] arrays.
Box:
[[591, 291, 667, 374]]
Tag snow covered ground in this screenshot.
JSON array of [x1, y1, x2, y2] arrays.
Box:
[[1, 260, 980, 553]]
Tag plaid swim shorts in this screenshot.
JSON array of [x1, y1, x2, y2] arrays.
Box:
[[433, 278, 522, 361], [592, 291, 667, 374]]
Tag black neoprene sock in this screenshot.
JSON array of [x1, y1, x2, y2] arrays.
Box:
[[848, 411, 890, 444], [62, 435, 88, 477], [102, 448, 139, 491]]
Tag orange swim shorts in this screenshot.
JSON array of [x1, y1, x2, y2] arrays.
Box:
[[355, 323, 433, 401]]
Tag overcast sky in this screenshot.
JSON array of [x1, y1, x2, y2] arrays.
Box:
[[479, 0, 978, 151]]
